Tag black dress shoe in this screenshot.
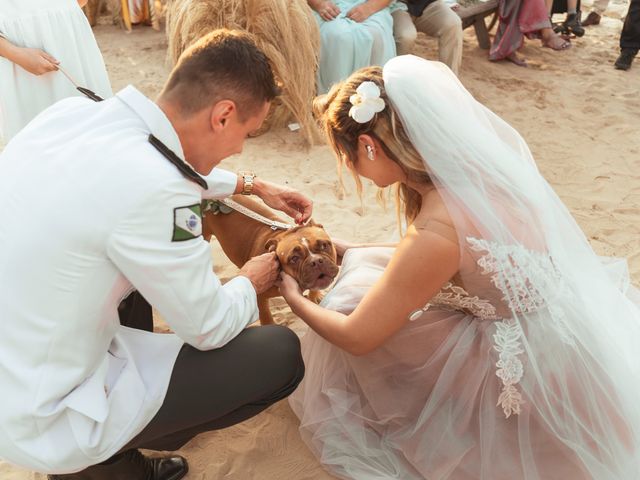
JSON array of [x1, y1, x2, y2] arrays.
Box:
[[564, 12, 585, 37], [48, 449, 189, 480], [582, 11, 601, 26], [614, 48, 638, 71], [553, 12, 586, 37]]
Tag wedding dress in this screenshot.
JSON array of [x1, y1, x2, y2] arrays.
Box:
[[289, 55, 640, 479]]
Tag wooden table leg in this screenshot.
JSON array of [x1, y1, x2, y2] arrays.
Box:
[[473, 15, 492, 49]]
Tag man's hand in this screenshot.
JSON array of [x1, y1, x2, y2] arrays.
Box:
[[309, 0, 341, 21], [238, 252, 280, 294], [276, 271, 303, 302], [253, 178, 313, 225], [13, 47, 59, 75]]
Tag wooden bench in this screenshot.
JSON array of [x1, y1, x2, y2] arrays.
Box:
[[456, 0, 499, 49]]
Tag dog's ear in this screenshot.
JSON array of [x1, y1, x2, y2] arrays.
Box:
[[306, 218, 324, 229], [265, 238, 279, 252]]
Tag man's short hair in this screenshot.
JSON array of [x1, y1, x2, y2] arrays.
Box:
[[161, 29, 279, 120]]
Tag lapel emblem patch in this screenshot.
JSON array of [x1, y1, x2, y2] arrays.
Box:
[[173, 204, 202, 241]]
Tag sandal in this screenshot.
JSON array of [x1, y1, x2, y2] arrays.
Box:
[[506, 52, 528, 67], [542, 35, 572, 51], [553, 12, 585, 37]]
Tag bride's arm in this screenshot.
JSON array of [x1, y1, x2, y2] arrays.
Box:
[[331, 237, 397, 257], [281, 225, 459, 355]]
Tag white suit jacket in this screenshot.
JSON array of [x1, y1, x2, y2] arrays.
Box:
[[0, 86, 259, 473]]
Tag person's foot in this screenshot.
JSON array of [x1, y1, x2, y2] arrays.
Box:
[[541, 32, 572, 51], [582, 11, 602, 26], [48, 449, 189, 480], [506, 52, 528, 67], [614, 48, 638, 70]]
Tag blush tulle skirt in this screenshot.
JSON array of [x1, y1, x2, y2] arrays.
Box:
[[289, 247, 640, 480]]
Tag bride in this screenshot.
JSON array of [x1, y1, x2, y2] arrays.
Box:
[[280, 55, 640, 479]]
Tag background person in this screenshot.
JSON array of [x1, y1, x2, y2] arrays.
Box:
[[0, 0, 111, 141]]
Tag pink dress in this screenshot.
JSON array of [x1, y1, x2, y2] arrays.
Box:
[[290, 238, 639, 479], [489, 0, 553, 61]]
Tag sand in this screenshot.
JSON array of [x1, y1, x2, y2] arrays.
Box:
[[1, 0, 639, 477]]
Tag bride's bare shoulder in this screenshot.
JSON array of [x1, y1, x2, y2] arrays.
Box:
[[411, 188, 458, 243]]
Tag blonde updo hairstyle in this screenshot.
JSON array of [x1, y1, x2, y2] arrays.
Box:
[[313, 66, 431, 229]]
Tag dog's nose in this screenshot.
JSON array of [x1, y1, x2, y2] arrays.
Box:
[[310, 257, 324, 267]]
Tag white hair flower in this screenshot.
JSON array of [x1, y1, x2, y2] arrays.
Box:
[[348, 81, 385, 123]]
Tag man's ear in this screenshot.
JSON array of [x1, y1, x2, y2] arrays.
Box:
[[265, 238, 279, 252], [210, 100, 236, 132]]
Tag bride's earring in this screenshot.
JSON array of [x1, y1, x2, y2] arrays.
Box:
[[366, 145, 374, 161]]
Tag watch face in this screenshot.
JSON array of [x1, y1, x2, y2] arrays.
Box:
[[242, 173, 254, 194]]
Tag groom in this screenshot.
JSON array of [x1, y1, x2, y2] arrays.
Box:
[[0, 29, 309, 479]]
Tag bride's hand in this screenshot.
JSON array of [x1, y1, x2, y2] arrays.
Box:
[[276, 272, 303, 302]]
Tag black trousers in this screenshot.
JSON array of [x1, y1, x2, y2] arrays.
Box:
[[621, 0, 640, 50], [116, 292, 305, 453]]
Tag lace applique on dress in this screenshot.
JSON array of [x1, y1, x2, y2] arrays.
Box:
[[466, 236, 576, 419], [407, 280, 522, 417], [466, 237, 574, 345], [408, 282, 498, 322], [493, 318, 524, 418], [467, 238, 546, 313]]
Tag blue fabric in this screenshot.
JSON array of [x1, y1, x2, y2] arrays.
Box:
[[315, 0, 398, 93]]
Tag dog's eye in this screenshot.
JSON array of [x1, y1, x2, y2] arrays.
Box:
[[317, 243, 326, 250], [289, 255, 300, 264]]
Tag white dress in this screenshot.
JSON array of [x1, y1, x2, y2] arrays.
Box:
[[0, 0, 112, 141]]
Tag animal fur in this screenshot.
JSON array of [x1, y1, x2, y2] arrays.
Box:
[[165, 0, 321, 145]]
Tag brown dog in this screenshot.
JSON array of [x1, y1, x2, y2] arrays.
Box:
[[202, 195, 339, 325]]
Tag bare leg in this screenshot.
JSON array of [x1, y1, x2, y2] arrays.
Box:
[[540, 27, 572, 49], [546, 0, 554, 15]]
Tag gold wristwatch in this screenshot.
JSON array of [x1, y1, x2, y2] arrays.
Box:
[[240, 171, 256, 195]]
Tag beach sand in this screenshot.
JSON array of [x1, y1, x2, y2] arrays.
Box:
[[1, 0, 639, 477]]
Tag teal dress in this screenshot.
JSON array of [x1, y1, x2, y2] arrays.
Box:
[[315, 0, 404, 93]]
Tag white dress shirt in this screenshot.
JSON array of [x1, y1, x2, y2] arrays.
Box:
[[0, 86, 258, 473]]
